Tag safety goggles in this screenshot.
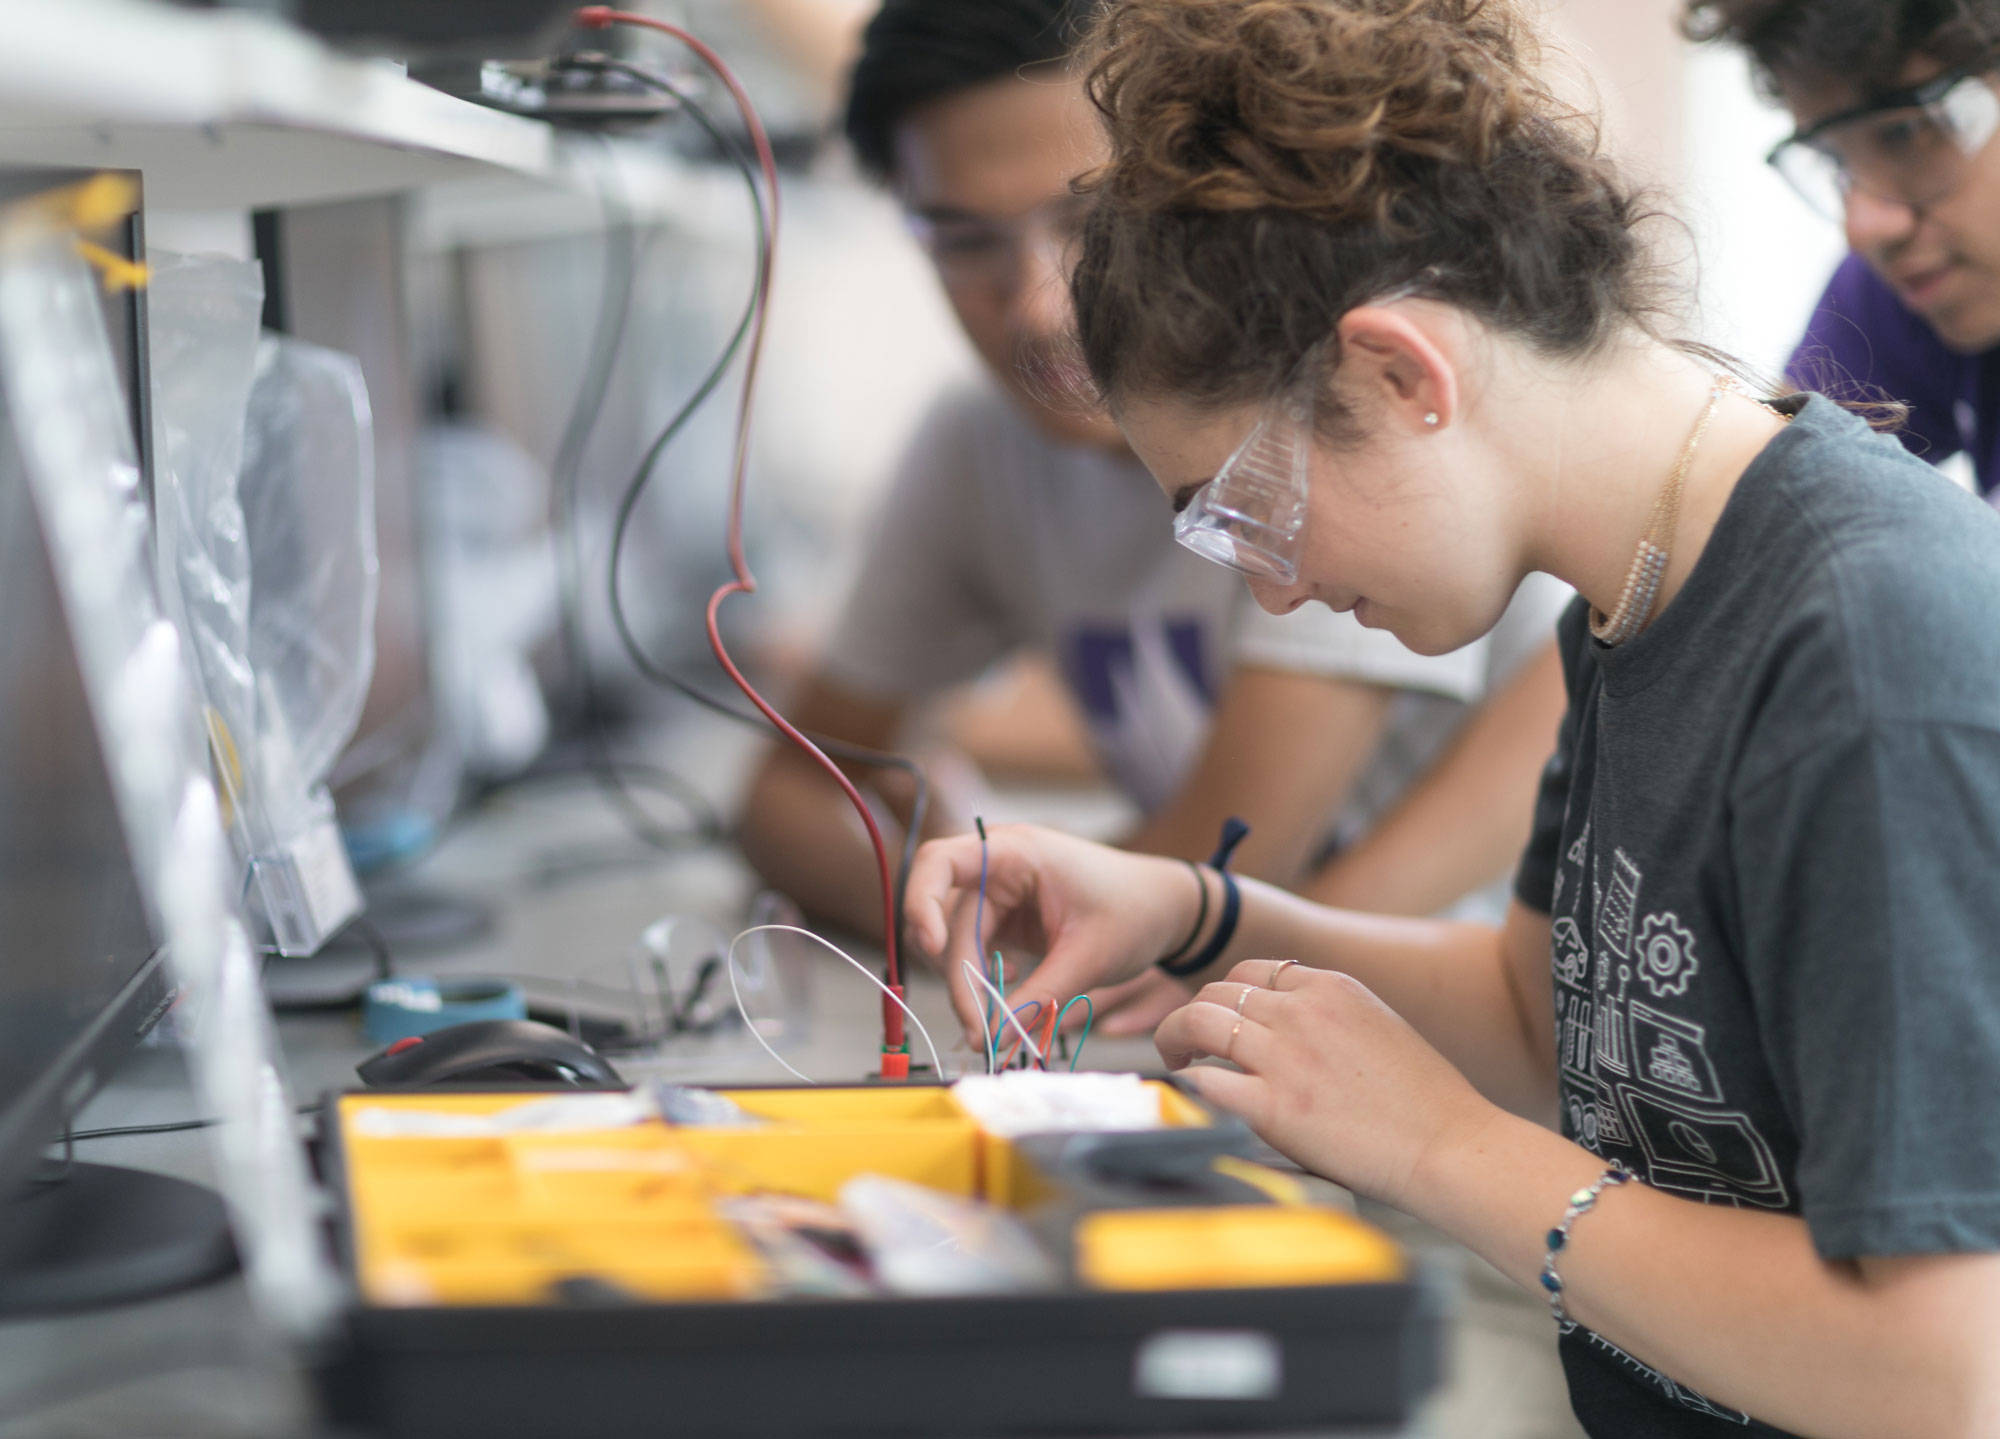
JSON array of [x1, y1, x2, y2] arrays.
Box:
[[1766, 71, 2000, 220], [903, 192, 1091, 294], [1173, 355, 1319, 584]]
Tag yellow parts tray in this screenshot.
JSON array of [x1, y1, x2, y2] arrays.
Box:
[[339, 1096, 760, 1307], [337, 1088, 1000, 1306], [335, 1083, 1336, 1311], [1075, 1205, 1405, 1291], [687, 1087, 981, 1203]]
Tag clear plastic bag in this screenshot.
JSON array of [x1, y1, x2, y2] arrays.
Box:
[[240, 333, 379, 792], [147, 250, 373, 955], [147, 249, 262, 835]]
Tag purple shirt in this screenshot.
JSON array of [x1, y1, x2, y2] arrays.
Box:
[[1788, 252, 2000, 495]]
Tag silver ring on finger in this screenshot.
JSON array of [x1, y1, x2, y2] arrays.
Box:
[[1233, 983, 1253, 1017], [1268, 958, 1301, 989]]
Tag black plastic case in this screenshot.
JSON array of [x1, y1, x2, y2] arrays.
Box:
[[314, 1086, 1444, 1437]]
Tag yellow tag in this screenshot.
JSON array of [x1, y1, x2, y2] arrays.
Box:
[[0, 173, 139, 242], [67, 173, 139, 232], [73, 239, 149, 293]]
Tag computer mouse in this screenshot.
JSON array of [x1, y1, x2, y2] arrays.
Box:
[[355, 1018, 624, 1088]]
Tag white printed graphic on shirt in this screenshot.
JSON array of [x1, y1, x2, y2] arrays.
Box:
[[1617, 1085, 1788, 1207], [1545, 795, 1794, 1420], [1636, 912, 1700, 999], [1586, 1076, 1632, 1148], [1558, 989, 1593, 1078], [1564, 1093, 1599, 1150], [1630, 1002, 1723, 1102], [1562, 1323, 1752, 1427], [1552, 917, 1590, 991], [1597, 848, 1642, 960], [1592, 959, 1633, 1076], [1554, 829, 1792, 1223]]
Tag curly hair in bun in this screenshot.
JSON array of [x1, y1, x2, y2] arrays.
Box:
[[1069, 0, 1669, 433]]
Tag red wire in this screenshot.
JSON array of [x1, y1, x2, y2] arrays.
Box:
[[574, 8, 908, 1057]]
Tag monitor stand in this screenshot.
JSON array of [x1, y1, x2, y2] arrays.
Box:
[[0, 1162, 237, 1316]]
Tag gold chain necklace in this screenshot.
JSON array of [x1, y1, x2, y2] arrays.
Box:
[[1589, 375, 1738, 647]]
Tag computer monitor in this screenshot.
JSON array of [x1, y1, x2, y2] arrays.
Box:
[[0, 169, 235, 1312]]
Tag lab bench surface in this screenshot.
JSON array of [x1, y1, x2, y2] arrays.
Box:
[[0, 752, 1429, 1439]]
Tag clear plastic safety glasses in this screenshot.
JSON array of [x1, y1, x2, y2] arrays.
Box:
[[1173, 355, 1319, 584], [904, 193, 1092, 295], [1767, 71, 2000, 220]]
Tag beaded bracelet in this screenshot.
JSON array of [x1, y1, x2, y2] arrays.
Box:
[[1539, 1162, 1635, 1324]]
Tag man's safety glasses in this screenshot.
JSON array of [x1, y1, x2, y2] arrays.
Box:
[[904, 193, 1091, 294], [1173, 362, 1317, 584], [1766, 72, 2000, 220]]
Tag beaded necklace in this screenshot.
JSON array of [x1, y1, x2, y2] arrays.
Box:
[[1589, 375, 1739, 647]]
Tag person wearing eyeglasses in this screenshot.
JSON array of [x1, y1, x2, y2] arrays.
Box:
[[906, 0, 2000, 1434], [1687, 0, 2000, 492], [737, 0, 1571, 1041]]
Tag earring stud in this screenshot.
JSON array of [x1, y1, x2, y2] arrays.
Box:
[[1423, 412, 1440, 427]]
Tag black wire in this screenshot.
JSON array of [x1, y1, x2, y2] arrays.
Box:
[[470, 752, 723, 834], [256, 914, 393, 1013], [548, 131, 720, 856], [63, 1103, 320, 1145], [347, 915, 394, 983], [597, 60, 931, 973], [67, 1117, 220, 1141], [453, 753, 728, 872]]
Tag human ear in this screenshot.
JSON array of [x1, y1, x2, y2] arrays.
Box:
[[1335, 305, 1458, 433]]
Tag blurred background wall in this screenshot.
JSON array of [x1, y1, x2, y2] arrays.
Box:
[[412, 0, 1857, 806]]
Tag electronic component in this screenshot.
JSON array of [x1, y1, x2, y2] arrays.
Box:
[[409, 53, 682, 127]]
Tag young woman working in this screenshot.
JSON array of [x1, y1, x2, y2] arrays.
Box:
[[904, 1, 2000, 1434]]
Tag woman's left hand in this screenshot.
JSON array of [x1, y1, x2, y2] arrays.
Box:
[[1156, 958, 1497, 1210]]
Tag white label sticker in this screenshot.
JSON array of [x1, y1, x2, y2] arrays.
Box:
[[1133, 1329, 1283, 1401], [290, 814, 360, 937]]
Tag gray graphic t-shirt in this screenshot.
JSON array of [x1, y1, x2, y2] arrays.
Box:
[[1516, 394, 2000, 1435]]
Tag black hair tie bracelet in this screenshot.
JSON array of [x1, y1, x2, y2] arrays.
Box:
[[1157, 817, 1248, 979]]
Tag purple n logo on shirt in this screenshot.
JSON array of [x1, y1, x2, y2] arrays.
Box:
[[1063, 618, 1212, 724]]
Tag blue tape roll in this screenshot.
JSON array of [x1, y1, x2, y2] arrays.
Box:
[[362, 976, 527, 1047]]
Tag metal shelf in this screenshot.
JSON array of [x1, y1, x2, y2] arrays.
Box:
[[0, 0, 558, 208]]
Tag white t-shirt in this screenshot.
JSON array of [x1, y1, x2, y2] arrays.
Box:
[[826, 384, 1570, 834]]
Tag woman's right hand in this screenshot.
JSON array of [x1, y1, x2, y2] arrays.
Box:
[[904, 823, 1200, 1047]]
